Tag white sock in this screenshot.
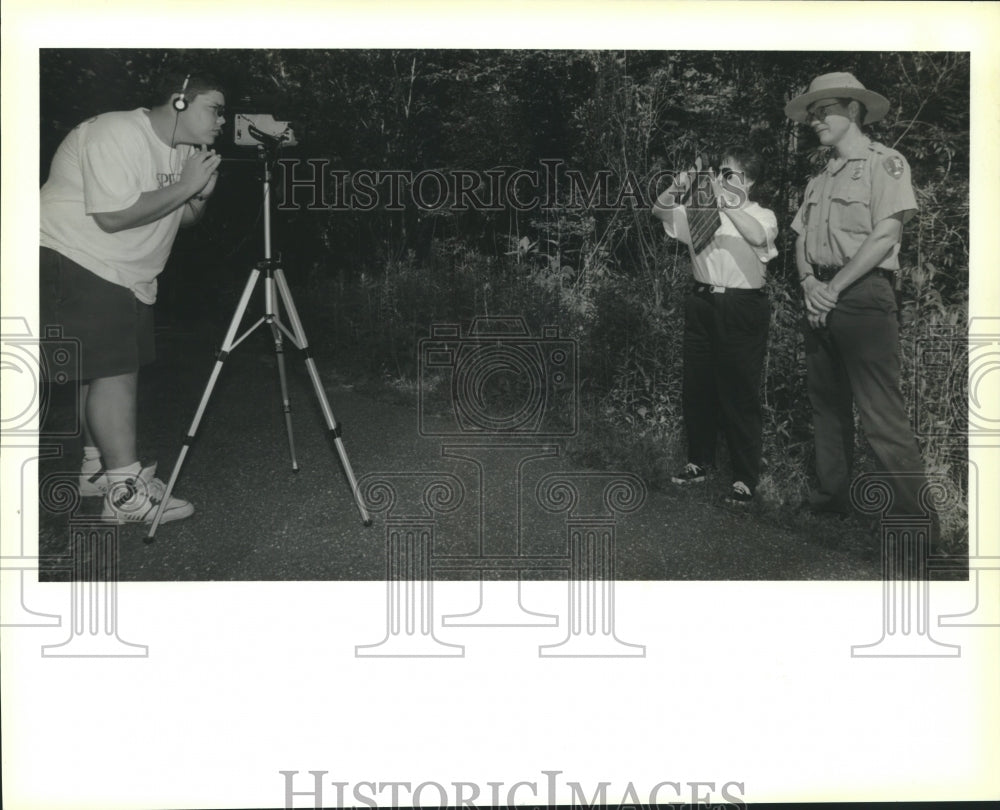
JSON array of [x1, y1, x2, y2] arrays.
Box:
[[82, 446, 101, 467], [105, 461, 142, 478]]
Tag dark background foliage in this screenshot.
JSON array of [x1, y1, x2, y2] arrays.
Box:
[[39, 49, 970, 540]]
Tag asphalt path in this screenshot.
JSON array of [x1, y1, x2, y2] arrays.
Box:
[[36, 319, 929, 582]]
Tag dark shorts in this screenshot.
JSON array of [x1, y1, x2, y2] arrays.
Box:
[[39, 247, 154, 381]]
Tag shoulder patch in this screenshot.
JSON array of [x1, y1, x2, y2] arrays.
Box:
[[883, 155, 905, 179]]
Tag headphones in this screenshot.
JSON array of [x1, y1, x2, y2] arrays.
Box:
[[172, 74, 191, 112]]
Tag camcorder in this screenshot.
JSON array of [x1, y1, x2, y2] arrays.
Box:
[[232, 92, 297, 148], [233, 113, 297, 148], [682, 152, 720, 202]]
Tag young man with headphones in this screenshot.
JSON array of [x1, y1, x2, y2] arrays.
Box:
[[40, 72, 225, 524]]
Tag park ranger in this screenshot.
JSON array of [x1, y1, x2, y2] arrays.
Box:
[[786, 72, 934, 530]]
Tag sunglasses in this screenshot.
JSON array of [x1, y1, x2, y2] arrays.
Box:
[[715, 167, 744, 181]]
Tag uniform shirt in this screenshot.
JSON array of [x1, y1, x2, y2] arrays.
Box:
[[791, 138, 917, 270], [661, 201, 778, 288], [40, 108, 195, 305]]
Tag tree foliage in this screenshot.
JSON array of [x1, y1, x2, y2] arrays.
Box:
[[39, 49, 970, 539]]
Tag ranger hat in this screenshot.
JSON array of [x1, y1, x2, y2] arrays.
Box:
[[784, 72, 891, 125]]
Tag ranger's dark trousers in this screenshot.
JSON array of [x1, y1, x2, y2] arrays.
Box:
[[682, 286, 770, 488], [803, 271, 930, 518]]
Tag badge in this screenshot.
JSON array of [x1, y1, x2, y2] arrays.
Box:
[[852, 164, 864, 180], [883, 155, 905, 179]]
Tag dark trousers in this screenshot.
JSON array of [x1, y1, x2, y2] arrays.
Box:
[[803, 272, 929, 518], [682, 288, 770, 488]]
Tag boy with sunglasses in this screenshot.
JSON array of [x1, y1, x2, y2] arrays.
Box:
[[652, 146, 778, 505]]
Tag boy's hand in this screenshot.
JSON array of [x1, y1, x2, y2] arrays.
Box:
[[181, 148, 222, 196], [197, 169, 220, 200], [708, 168, 725, 201]]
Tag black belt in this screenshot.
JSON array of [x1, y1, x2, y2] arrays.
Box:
[[815, 265, 894, 284], [693, 283, 765, 295]]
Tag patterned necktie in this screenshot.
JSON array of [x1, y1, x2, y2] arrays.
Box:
[[683, 172, 721, 254]]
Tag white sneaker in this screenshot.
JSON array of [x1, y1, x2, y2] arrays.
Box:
[[671, 462, 707, 485], [79, 460, 110, 497], [726, 480, 754, 505], [102, 463, 194, 525]]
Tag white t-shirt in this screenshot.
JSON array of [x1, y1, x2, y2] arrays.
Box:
[[40, 108, 194, 305], [661, 201, 778, 289]]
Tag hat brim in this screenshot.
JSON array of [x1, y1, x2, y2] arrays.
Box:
[[784, 87, 890, 125]]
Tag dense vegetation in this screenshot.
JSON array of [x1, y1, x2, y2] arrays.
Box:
[[40, 49, 970, 542]]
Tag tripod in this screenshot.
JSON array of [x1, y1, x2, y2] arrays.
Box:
[[147, 145, 372, 540]]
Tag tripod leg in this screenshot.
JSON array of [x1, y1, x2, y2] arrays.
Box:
[[270, 322, 298, 471], [146, 268, 262, 541], [273, 267, 372, 527], [267, 275, 298, 471]]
